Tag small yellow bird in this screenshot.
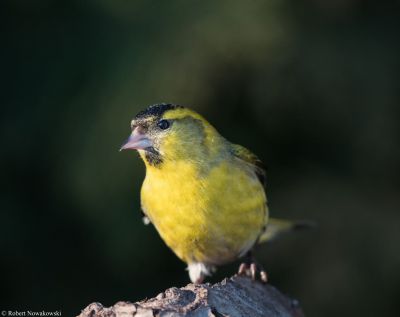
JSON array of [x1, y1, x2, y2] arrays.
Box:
[[121, 104, 306, 283]]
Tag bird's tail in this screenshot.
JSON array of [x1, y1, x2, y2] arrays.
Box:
[[258, 218, 316, 244]]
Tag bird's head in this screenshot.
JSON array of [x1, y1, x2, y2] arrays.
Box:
[[120, 104, 223, 167]]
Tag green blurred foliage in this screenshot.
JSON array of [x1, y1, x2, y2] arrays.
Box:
[[1, 0, 400, 316]]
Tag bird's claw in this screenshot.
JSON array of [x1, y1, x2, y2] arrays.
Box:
[[238, 263, 248, 276], [237, 262, 268, 283], [260, 270, 268, 283]]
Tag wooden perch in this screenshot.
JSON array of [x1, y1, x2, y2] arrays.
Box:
[[77, 276, 304, 317]]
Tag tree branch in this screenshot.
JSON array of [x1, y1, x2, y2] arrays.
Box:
[[77, 276, 304, 317]]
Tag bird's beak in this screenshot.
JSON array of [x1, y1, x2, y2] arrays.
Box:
[[120, 127, 152, 151]]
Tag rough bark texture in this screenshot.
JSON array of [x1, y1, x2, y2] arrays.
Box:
[[77, 276, 304, 317]]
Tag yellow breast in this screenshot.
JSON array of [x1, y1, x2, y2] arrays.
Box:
[[141, 157, 268, 265]]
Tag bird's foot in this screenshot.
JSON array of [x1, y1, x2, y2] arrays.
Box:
[[237, 261, 268, 283]]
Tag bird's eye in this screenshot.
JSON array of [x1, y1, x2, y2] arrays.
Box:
[[157, 120, 170, 130]]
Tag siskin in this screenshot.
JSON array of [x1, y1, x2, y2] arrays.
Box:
[[121, 104, 307, 283]]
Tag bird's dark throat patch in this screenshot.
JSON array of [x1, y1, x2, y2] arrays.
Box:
[[144, 147, 163, 167]]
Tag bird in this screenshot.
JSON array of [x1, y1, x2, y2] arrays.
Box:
[[120, 103, 308, 284]]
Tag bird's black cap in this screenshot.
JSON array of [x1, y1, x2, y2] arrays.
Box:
[[135, 103, 184, 120]]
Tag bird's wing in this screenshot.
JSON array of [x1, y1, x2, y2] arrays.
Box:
[[231, 144, 315, 245], [230, 143, 266, 188]]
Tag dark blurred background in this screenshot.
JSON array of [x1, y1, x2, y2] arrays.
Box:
[[1, 0, 399, 316]]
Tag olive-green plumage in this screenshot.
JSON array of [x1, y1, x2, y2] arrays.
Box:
[[121, 104, 298, 283]]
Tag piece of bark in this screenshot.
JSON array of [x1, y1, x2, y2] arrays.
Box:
[[77, 276, 304, 317]]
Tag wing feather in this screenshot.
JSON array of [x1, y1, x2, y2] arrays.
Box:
[[230, 143, 266, 188]]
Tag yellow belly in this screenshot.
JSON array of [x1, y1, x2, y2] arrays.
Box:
[[141, 159, 268, 265]]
